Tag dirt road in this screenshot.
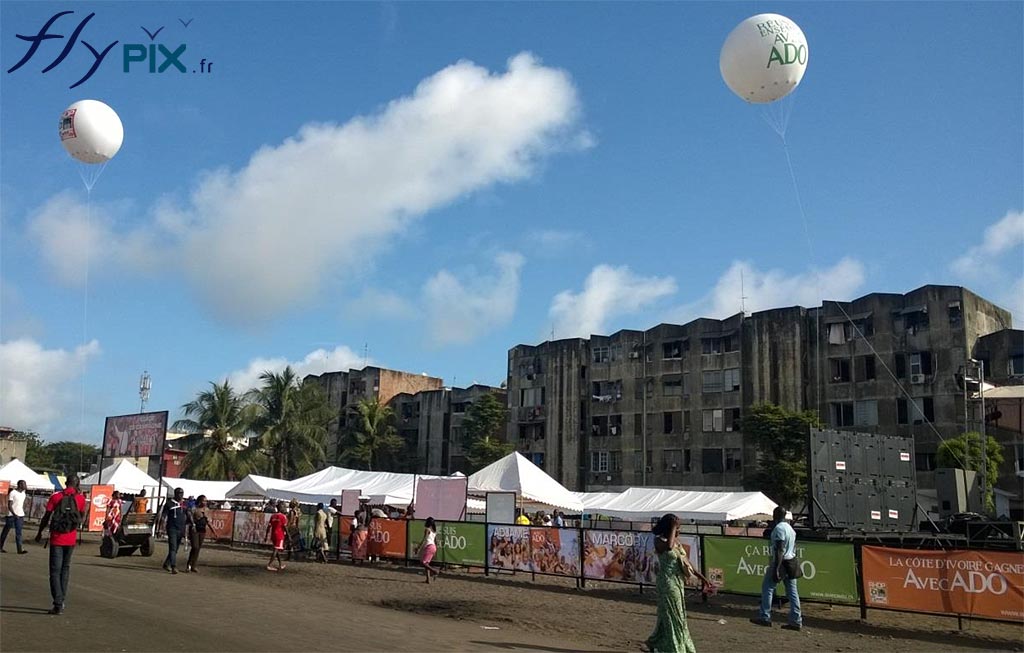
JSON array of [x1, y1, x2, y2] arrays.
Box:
[[2, 534, 1020, 652]]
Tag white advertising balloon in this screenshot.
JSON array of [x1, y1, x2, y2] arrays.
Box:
[[720, 14, 809, 104], [59, 100, 124, 164]]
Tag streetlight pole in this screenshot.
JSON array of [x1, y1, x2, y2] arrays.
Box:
[[641, 331, 647, 487]]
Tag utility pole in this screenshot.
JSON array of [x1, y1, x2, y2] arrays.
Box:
[[979, 360, 988, 514], [139, 371, 151, 413], [642, 331, 647, 487]]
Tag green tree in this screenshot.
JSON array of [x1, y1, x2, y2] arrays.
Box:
[[937, 432, 1005, 514], [340, 398, 403, 471], [173, 380, 254, 481], [44, 441, 101, 476], [462, 393, 512, 473], [741, 403, 821, 509], [250, 367, 331, 479], [19, 431, 54, 469]]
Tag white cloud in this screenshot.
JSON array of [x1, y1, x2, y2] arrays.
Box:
[[226, 345, 373, 393], [28, 54, 582, 324], [346, 289, 418, 321], [0, 339, 100, 431], [423, 252, 524, 346], [550, 265, 677, 339], [951, 210, 1024, 279], [528, 229, 587, 255], [673, 258, 867, 322]]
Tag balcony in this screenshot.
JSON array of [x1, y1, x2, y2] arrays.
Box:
[[517, 406, 546, 422]]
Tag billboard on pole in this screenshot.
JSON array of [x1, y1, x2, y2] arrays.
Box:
[[102, 411, 169, 458]]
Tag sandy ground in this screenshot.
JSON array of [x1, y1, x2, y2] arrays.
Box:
[[2, 534, 1021, 653]]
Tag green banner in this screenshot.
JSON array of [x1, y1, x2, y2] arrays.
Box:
[[438, 521, 486, 567], [703, 536, 858, 604], [407, 519, 427, 558]]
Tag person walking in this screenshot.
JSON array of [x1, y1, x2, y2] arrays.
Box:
[[415, 517, 440, 583], [1, 480, 28, 554], [186, 495, 218, 573], [265, 503, 288, 571], [325, 498, 338, 558], [34, 475, 86, 615], [286, 499, 302, 561], [160, 487, 187, 574], [751, 506, 802, 631], [645, 513, 712, 653], [313, 503, 329, 564]]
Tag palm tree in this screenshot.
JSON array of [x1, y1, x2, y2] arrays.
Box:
[[340, 398, 403, 471], [173, 381, 254, 480], [250, 367, 330, 479]]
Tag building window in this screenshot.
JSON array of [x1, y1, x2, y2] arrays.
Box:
[[895, 308, 930, 333], [663, 377, 683, 396], [608, 414, 622, 436], [857, 356, 876, 381], [830, 358, 851, 383], [948, 302, 962, 329], [663, 341, 684, 360], [910, 352, 932, 377], [684, 449, 692, 472], [702, 409, 724, 432], [702, 370, 723, 393], [831, 402, 855, 427], [634, 413, 644, 437], [593, 346, 610, 363], [591, 416, 609, 437], [663, 449, 683, 472], [683, 410, 691, 433], [854, 400, 878, 426], [724, 407, 741, 432], [915, 452, 936, 472], [610, 344, 622, 362], [452, 427, 464, 445], [609, 450, 623, 472], [702, 448, 724, 473], [725, 448, 742, 472], [530, 452, 545, 468], [663, 412, 675, 435], [591, 451, 608, 473], [682, 373, 690, 395], [521, 387, 545, 407], [910, 397, 934, 424], [897, 398, 908, 425], [1010, 354, 1024, 377], [723, 368, 740, 392]]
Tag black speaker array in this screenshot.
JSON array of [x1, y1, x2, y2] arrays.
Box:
[[809, 428, 917, 531]]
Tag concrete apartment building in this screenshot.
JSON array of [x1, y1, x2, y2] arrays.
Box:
[[507, 285, 1018, 496], [305, 366, 505, 475]]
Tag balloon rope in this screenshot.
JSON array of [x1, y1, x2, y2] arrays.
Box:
[[777, 133, 968, 470], [80, 184, 91, 435]]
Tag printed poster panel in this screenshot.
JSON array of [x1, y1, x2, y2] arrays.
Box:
[[677, 534, 702, 588], [369, 519, 407, 559], [861, 546, 1024, 622], [102, 411, 168, 458], [703, 536, 858, 604], [340, 489, 361, 516], [339, 516, 353, 553], [0, 481, 9, 517], [486, 492, 516, 525], [208, 510, 234, 543], [438, 521, 486, 567], [583, 529, 658, 584], [488, 525, 531, 571], [27, 495, 48, 521], [232, 511, 271, 546], [87, 485, 114, 532], [530, 527, 581, 577], [415, 477, 468, 521]]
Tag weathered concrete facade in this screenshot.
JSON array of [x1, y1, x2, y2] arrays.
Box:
[[508, 285, 1014, 494]]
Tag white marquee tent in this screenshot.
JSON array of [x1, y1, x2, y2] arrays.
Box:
[[81, 459, 163, 496], [468, 452, 584, 512], [574, 487, 777, 522], [0, 458, 55, 491], [265, 466, 461, 507], [163, 478, 238, 502], [225, 474, 290, 501]]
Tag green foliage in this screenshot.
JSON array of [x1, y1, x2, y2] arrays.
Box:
[[19, 431, 53, 469], [937, 432, 1004, 514], [173, 380, 255, 481], [463, 393, 512, 473], [741, 403, 821, 509], [340, 398, 403, 471], [43, 441, 101, 476], [250, 367, 331, 479]]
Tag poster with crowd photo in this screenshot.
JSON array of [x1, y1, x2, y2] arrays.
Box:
[[232, 511, 271, 546], [102, 411, 168, 458], [530, 527, 581, 577], [488, 525, 531, 571], [582, 529, 658, 584]]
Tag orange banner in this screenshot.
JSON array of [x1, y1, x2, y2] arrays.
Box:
[[862, 546, 1024, 622], [369, 519, 407, 559], [339, 517, 353, 552], [209, 510, 234, 542], [88, 485, 115, 532], [0, 481, 9, 517]]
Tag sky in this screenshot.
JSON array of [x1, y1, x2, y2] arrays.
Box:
[[1, 2, 1021, 444]]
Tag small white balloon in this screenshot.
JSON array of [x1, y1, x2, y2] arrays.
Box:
[[720, 13, 809, 104], [59, 99, 124, 164]]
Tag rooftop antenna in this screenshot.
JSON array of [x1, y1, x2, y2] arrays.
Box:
[[740, 269, 749, 316], [139, 371, 151, 413], [362, 342, 369, 367]]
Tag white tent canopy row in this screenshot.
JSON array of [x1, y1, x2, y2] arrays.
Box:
[[573, 487, 778, 523], [263, 466, 463, 508], [80, 459, 167, 497], [0, 458, 56, 491], [468, 452, 584, 512], [226, 474, 291, 501], [162, 478, 238, 502]]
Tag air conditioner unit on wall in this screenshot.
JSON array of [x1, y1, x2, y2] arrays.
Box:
[[910, 374, 926, 384]]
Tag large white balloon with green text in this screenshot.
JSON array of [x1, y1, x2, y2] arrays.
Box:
[[720, 13, 808, 104]]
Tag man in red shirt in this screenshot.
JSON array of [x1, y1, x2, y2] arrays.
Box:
[[35, 475, 86, 615]]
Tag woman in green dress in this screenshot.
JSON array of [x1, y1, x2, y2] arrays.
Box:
[[646, 514, 713, 653]]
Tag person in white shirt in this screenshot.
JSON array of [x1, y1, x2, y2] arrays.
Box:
[[1, 480, 29, 554]]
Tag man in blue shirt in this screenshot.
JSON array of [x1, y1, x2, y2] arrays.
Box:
[[751, 506, 802, 630]]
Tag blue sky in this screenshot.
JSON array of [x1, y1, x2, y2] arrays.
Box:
[[2, 2, 1021, 444]]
